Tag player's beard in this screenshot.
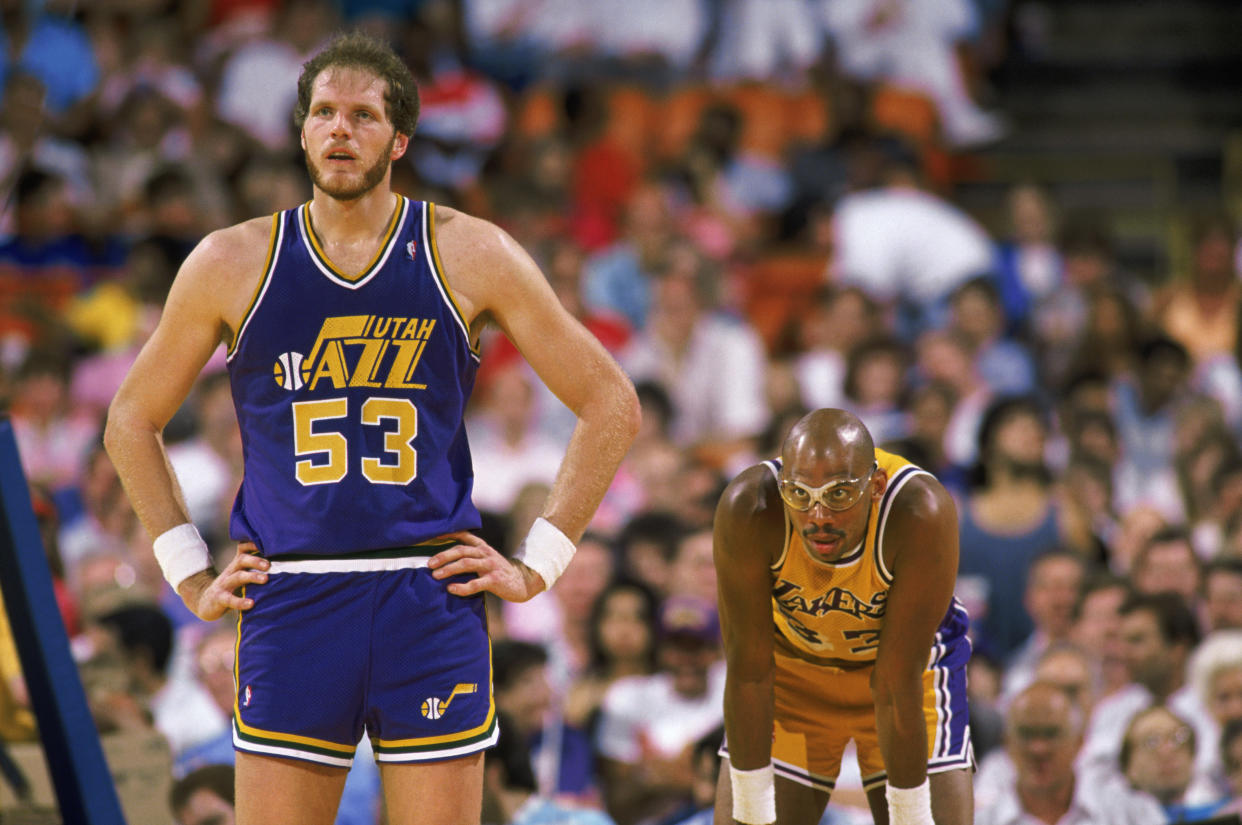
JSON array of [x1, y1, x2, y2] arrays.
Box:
[[306, 133, 396, 201]]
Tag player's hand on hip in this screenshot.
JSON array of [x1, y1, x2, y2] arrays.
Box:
[[177, 541, 269, 621], [429, 531, 546, 602]]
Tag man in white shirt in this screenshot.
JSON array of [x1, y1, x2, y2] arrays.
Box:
[[976, 681, 1164, 825]]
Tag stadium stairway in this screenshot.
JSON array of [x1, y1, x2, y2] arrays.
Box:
[[956, 0, 1242, 283]]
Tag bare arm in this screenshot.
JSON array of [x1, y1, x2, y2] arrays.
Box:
[[429, 210, 641, 597], [714, 467, 782, 795], [871, 475, 959, 789], [104, 220, 271, 619]]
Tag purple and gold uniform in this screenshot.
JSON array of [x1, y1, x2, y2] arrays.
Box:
[[224, 197, 495, 766], [723, 449, 972, 792]]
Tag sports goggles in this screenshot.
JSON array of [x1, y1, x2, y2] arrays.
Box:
[[778, 463, 877, 512]]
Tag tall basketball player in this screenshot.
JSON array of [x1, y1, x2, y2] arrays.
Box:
[[105, 32, 639, 825]]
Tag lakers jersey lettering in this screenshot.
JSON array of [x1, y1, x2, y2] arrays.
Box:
[[226, 198, 482, 556], [769, 449, 927, 663], [774, 581, 888, 621]]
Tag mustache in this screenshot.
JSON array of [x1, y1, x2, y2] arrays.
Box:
[[802, 526, 846, 541]]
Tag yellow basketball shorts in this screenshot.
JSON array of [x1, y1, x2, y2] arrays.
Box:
[[721, 641, 973, 793]]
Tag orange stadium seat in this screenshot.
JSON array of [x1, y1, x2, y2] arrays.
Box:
[[784, 87, 832, 147], [604, 85, 658, 162], [870, 85, 939, 146], [722, 84, 792, 161], [653, 85, 713, 161], [513, 85, 562, 140], [737, 250, 829, 353]]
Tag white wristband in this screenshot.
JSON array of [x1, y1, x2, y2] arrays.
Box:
[[514, 517, 576, 589], [730, 763, 775, 825], [886, 778, 933, 825], [152, 523, 212, 591]]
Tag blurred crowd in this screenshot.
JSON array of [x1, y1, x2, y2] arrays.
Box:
[[2, 0, 1242, 824]]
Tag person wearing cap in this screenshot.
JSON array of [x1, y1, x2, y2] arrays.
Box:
[[595, 594, 726, 825], [713, 408, 973, 825]]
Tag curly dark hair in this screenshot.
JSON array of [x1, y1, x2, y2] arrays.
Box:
[[293, 31, 419, 136]]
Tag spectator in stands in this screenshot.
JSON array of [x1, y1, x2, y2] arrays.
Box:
[[912, 329, 993, 469], [976, 680, 1164, 825], [1080, 591, 1210, 779], [0, 167, 122, 286], [660, 725, 725, 825], [708, 0, 822, 82], [621, 242, 768, 470], [467, 363, 565, 517], [1155, 210, 1240, 368], [483, 711, 617, 825], [829, 142, 995, 339], [93, 601, 225, 758], [947, 276, 1037, 397], [1113, 334, 1194, 521], [8, 347, 100, 496], [504, 532, 617, 685], [821, 0, 1005, 147], [614, 511, 685, 598], [582, 181, 676, 329], [1129, 526, 1204, 612], [564, 579, 660, 732], [1188, 631, 1242, 797], [793, 285, 879, 413], [170, 763, 235, 825], [595, 596, 724, 825], [1205, 559, 1242, 633], [1120, 704, 1228, 821], [666, 528, 717, 608], [214, 0, 336, 151], [900, 380, 963, 493], [1071, 573, 1131, 701], [0, 69, 93, 236], [0, 0, 100, 131], [1001, 550, 1088, 703], [992, 181, 1063, 334], [493, 639, 601, 802], [975, 645, 1101, 808], [957, 396, 1069, 660], [1215, 718, 1242, 818], [841, 334, 909, 446], [402, 12, 507, 191]]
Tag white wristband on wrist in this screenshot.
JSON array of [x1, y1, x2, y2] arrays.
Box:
[[514, 517, 575, 589], [152, 523, 212, 591], [886, 778, 933, 825], [730, 763, 776, 824]]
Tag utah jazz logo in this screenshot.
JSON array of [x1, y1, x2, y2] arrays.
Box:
[[272, 315, 437, 392], [273, 351, 305, 390], [422, 683, 477, 720]]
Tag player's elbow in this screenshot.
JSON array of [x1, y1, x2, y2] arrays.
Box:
[[584, 368, 640, 443], [103, 397, 152, 460], [613, 376, 641, 444]]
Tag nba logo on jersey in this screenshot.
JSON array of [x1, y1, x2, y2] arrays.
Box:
[[273, 351, 305, 390], [244, 685, 253, 707], [406, 240, 416, 260]]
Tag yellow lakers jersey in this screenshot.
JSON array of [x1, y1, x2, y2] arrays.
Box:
[[769, 449, 929, 664]]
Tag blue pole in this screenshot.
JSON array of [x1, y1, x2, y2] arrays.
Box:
[[0, 419, 126, 824]]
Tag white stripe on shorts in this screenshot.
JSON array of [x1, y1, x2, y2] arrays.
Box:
[[266, 556, 432, 575]]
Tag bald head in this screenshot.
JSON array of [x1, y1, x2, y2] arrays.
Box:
[[781, 409, 875, 476], [1008, 680, 1084, 738]]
